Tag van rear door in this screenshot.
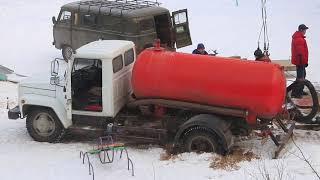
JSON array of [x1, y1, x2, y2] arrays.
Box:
[[172, 9, 192, 48]]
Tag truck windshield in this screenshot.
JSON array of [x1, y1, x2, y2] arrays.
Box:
[[59, 11, 71, 24], [73, 58, 96, 71]]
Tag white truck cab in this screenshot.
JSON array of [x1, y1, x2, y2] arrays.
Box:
[[70, 40, 135, 118], [9, 40, 136, 142]]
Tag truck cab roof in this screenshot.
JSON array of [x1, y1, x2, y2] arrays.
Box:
[[75, 40, 135, 60]]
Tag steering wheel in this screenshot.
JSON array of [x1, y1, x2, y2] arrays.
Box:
[[79, 70, 90, 80]]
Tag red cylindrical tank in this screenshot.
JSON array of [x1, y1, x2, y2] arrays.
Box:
[[132, 48, 286, 125]]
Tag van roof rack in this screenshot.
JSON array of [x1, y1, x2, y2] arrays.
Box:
[[77, 0, 161, 16]]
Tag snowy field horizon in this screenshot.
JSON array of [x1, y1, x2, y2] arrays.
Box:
[[0, 0, 319, 82]]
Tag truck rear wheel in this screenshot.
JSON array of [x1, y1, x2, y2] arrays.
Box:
[[62, 45, 73, 62], [26, 108, 65, 143], [183, 127, 219, 153]]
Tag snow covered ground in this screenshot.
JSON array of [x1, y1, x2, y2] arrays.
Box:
[[1, 81, 320, 180], [1, 1, 320, 180]]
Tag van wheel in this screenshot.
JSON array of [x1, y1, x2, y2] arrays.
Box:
[[26, 108, 65, 143], [183, 127, 219, 153], [62, 45, 73, 62]]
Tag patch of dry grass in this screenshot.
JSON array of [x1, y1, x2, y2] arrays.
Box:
[[160, 152, 178, 161], [160, 144, 179, 161], [210, 147, 259, 171]]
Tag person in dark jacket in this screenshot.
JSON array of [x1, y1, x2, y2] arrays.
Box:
[[254, 48, 271, 62], [291, 24, 309, 98], [192, 43, 208, 55]]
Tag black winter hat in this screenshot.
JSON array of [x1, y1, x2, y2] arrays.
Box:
[[298, 24, 309, 31], [197, 43, 205, 49]]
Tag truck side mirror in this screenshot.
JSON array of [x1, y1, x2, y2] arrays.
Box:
[[52, 16, 57, 24], [51, 59, 59, 77]]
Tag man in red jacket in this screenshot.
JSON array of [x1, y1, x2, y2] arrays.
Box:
[[291, 24, 309, 98]]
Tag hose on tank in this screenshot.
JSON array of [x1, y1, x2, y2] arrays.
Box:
[[286, 80, 319, 124]]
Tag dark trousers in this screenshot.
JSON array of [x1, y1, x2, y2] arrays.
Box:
[[296, 65, 306, 79], [293, 65, 306, 95]]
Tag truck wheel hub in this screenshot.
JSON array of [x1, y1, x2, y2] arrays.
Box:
[[190, 137, 215, 153], [33, 113, 55, 136]]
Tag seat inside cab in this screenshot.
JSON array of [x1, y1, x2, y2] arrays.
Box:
[[71, 58, 102, 112]]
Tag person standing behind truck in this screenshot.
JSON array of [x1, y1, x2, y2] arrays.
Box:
[[291, 24, 309, 98], [254, 48, 271, 62], [192, 43, 208, 55]]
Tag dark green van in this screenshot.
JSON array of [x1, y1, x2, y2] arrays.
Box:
[[52, 0, 192, 61]]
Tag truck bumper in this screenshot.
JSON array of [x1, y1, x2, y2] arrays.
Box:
[[8, 106, 21, 120]]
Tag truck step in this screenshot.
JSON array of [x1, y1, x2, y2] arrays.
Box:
[[115, 125, 167, 134], [114, 134, 163, 144], [68, 125, 106, 135], [72, 115, 109, 128]]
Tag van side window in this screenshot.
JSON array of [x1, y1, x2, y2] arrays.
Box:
[[59, 11, 71, 24], [100, 15, 121, 31], [124, 49, 134, 66], [140, 19, 155, 31], [112, 55, 123, 73], [81, 14, 97, 27], [174, 12, 187, 24]]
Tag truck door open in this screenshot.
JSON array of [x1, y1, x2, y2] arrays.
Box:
[[172, 9, 192, 48], [50, 59, 72, 123], [66, 59, 73, 121]]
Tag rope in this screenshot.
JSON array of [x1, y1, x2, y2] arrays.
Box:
[[257, 0, 270, 55]]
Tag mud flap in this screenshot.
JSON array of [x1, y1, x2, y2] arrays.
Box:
[[8, 106, 20, 120]]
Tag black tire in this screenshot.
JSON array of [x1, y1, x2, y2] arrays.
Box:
[[62, 45, 73, 62], [286, 80, 319, 124], [26, 108, 65, 143], [183, 127, 220, 154], [230, 118, 251, 136]]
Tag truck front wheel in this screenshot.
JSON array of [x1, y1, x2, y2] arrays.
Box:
[[183, 127, 219, 153], [26, 109, 65, 143]]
